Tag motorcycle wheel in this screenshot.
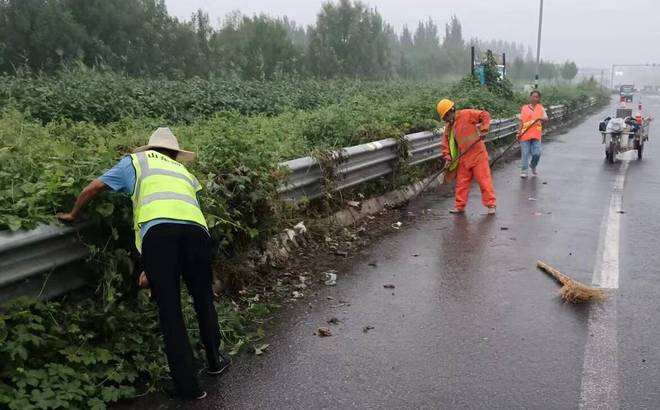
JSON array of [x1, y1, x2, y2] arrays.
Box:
[[638, 143, 644, 160], [608, 143, 616, 164]]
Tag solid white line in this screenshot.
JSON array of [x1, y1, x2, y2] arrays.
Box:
[[579, 155, 630, 410], [592, 160, 628, 289]]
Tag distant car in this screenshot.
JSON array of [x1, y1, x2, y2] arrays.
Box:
[[620, 85, 634, 102]]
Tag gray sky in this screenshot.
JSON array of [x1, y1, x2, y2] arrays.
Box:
[[165, 0, 660, 69]]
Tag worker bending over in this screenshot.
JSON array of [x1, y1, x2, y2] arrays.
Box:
[[437, 99, 497, 215], [56, 128, 229, 401]]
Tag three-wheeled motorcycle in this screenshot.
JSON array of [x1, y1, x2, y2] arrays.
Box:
[[599, 108, 650, 163]]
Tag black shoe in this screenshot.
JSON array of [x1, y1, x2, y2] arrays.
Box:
[[206, 351, 231, 376], [164, 386, 208, 401]]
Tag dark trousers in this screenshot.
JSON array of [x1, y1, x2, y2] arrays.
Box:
[[142, 223, 220, 395]]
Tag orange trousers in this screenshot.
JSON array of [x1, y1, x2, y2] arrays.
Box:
[[454, 150, 496, 210]]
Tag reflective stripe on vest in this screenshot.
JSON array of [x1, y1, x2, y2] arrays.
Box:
[[448, 129, 459, 171], [130, 151, 207, 252]]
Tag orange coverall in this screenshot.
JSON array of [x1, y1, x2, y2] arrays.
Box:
[[441, 109, 496, 210]]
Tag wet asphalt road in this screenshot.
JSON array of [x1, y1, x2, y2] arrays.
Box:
[[120, 96, 660, 410]]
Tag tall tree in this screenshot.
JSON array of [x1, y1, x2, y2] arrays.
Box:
[[211, 14, 300, 80], [443, 15, 463, 50], [306, 0, 391, 79], [0, 0, 86, 72], [560, 61, 578, 82]]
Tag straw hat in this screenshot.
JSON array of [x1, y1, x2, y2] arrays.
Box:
[[134, 127, 195, 162]]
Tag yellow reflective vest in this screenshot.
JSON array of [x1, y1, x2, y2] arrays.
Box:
[[130, 150, 207, 252], [448, 129, 459, 171]]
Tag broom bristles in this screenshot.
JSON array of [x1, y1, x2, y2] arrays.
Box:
[[536, 260, 609, 304]]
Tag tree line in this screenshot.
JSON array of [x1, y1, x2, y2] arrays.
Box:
[[0, 0, 578, 82]]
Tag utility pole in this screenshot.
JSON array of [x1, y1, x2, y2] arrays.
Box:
[[534, 0, 544, 89]]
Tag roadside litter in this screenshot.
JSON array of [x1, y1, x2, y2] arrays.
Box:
[[323, 271, 338, 286], [317, 327, 333, 337], [537, 260, 608, 303]]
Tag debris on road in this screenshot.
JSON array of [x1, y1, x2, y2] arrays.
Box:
[[317, 327, 333, 337], [383, 284, 395, 289], [327, 317, 341, 325], [292, 291, 304, 299], [294, 275, 308, 290], [362, 326, 375, 333], [537, 260, 608, 303], [412, 253, 420, 257], [528, 197, 537, 201], [391, 222, 402, 230], [253, 344, 270, 356], [323, 271, 338, 286], [368, 262, 378, 267], [500, 227, 509, 231]]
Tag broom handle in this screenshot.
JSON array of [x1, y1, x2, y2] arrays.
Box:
[[536, 260, 573, 285], [411, 133, 485, 199], [489, 119, 542, 167]]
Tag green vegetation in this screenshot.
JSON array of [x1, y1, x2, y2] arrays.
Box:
[[0, 2, 608, 408], [0, 69, 607, 408], [0, 74, 608, 236], [0, 0, 573, 83], [0, 70, 447, 124], [0, 295, 273, 409]]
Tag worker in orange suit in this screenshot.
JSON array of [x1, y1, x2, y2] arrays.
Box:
[[437, 99, 497, 215]]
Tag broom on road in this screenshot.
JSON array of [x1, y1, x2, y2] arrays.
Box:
[[536, 260, 608, 303]]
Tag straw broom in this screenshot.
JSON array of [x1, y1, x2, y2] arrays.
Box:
[[536, 260, 608, 303]]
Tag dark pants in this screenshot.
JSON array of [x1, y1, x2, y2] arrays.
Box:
[[142, 223, 220, 395]]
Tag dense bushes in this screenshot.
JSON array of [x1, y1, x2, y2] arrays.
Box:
[[0, 69, 448, 124], [0, 75, 607, 409], [0, 295, 272, 409], [0, 83, 453, 234], [0, 77, 607, 236]]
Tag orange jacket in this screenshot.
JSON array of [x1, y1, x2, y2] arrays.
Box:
[[441, 109, 491, 159], [519, 104, 547, 141]]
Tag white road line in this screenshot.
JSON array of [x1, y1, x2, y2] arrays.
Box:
[[579, 155, 630, 410]]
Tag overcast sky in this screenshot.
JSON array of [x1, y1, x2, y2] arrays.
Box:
[[165, 0, 660, 69]]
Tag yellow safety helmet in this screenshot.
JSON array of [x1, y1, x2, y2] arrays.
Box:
[[436, 99, 455, 119]]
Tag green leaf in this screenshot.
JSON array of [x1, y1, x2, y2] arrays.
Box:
[[88, 397, 106, 410], [95, 203, 114, 217], [253, 343, 269, 356], [7, 216, 22, 231]]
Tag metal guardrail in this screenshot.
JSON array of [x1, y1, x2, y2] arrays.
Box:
[[0, 97, 598, 301], [278, 99, 596, 201], [0, 224, 91, 301]]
